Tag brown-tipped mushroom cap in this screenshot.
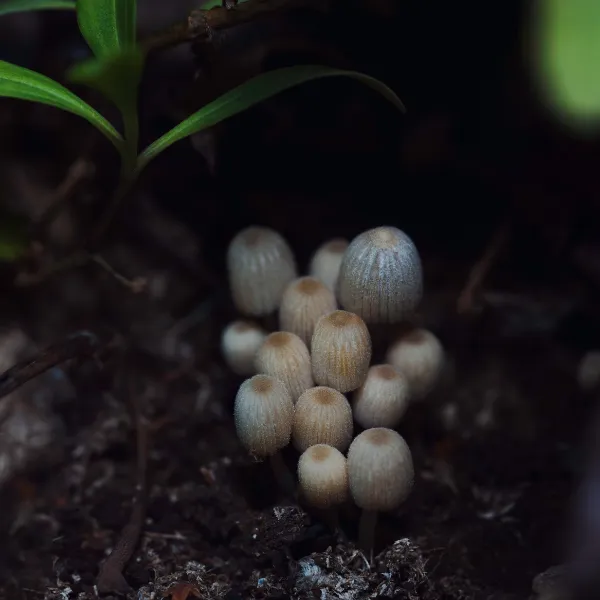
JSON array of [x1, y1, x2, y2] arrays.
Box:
[[353, 364, 410, 428], [337, 226, 422, 323], [386, 328, 444, 400], [279, 276, 337, 347], [255, 331, 313, 402], [234, 374, 294, 457], [347, 428, 414, 511], [293, 386, 353, 452], [309, 238, 349, 293], [227, 226, 297, 316], [298, 444, 348, 509], [311, 310, 372, 393], [221, 320, 267, 375]]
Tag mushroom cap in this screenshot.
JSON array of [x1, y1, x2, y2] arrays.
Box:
[[311, 310, 372, 393], [227, 226, 297, 316], [347, 428, 414, 511], [309, 238, 349, 293], [337, 226, 423, 323], [279, 276, 337, 347], [298, 444, 348, 509], [234, 374, 294, 457], [292, 386, 353, 452], [221, 320, 267, 376], [255, 331, 314, 402], [353, 364, 410, 428], [386, 328, 444, 399]]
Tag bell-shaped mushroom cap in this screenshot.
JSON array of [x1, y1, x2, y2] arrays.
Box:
[[227, 226, 297, 316], [311, 310, 372, 393], [347, 428, 414, 511], [293, 386, 353, 452], [298, 444, 349, 509], [309, 238, 349, 293], [234, 374, 294, 457], [353, 364, 410, 428], [255, 331, 313, 402], [279, 276, 337, 347], [386, 328, 444, 400], [338, 226, 423, 323], [221, 320, 267, 376]]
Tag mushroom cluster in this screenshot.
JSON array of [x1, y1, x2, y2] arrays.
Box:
[[222, 225, 446, 556]]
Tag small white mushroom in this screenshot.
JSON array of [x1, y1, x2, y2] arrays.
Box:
[[221, 320, 267, 375]]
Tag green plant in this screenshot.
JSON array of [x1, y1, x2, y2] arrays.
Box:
[[533, 0, 600, 133], [0, 0, 405, 256]]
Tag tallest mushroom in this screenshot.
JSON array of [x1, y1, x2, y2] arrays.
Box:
[[337, 226, 423, 324]]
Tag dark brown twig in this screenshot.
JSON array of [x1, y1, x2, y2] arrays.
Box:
[[96, 387, 150, 595], [0, 331, 100, 402], [141, 0, 330, 53], [457, 220, 511, 314]]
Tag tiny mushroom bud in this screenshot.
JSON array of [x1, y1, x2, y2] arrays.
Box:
[[255, 331, 313, 402], [293, 386, 353, 452], [386, 328, 444, 400], [227, 226, 297, 316], [309, 238, 349, 292], [311, 310, 372, 393], [337, 226, 423, 323], [234, 374, 296, 494], [298, 444, 348, 509], [221, 320, 267, 375], [347, 428, 414, 558], [353, 364, 410, 428], [279, 276, 337, 347]]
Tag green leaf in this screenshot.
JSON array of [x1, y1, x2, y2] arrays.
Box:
[[0, 0, 75, 15], [0, 213, 28, 262], [535, 0, 600, 132], [0, 60, 123, 150], [67, 46, 143, 120], [136, 65, 405, 174], [76, 0, 136, 59], [199, 0, 250, 8]]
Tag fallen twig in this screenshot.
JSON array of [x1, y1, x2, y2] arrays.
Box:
[[457, 220, 511, 314], [0, 331, 101, 402], [141, 0, 330, 53], [96, 385, 150, 595]]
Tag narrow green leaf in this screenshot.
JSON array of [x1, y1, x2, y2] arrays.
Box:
[[200, 0, 250, 9], [67, 46, 143, 120], [0, 0, 75, 15], [136, 65, 405, 173], [0, 212, 28, 262], [76, 0, 136, 59], [534, 0, 600, 132], [0, 60, 123, 150]]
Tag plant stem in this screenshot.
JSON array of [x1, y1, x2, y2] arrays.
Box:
[[358, 509, 378, 564], [269, 452, 297, 498]]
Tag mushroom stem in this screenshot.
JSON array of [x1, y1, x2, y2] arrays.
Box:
[[358, 509, 378, 562], [269, 452, 297, 498]]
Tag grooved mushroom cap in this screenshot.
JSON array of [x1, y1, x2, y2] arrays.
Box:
[[353, 364, 410, 428], [298, 444, 348, 509], [311, 310, 372, 393], [309, 238, 349, 293], [279, 276, 337, 347], [337, 226, 423, 323], [221, 320, 267, 376], [292, 386, 353, 452], [255, 331, 313, 402], [385, 328, 444, 400], [347, 428, 414, 511], [234, 374, 294, 457], [227, 226, 297, 316]]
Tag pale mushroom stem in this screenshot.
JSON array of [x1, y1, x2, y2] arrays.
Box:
[[358, 509, 378, 563], [269, 452, 297, 498]]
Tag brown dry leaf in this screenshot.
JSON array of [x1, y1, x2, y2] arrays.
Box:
[[163, 582, 201, 600]]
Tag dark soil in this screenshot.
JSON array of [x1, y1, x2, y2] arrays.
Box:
[[1, 2, 600, 599]]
